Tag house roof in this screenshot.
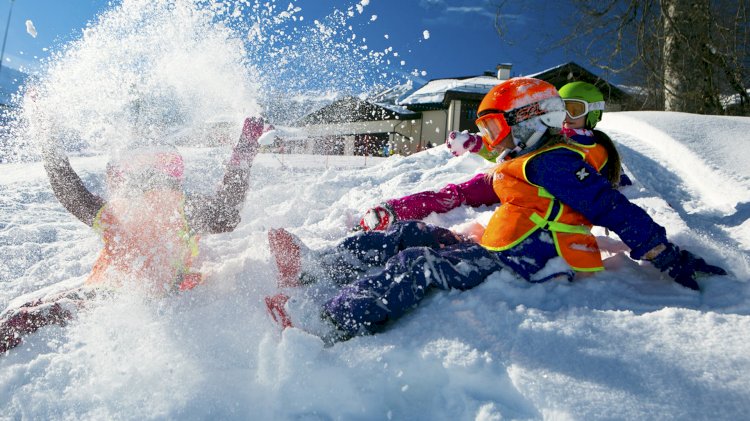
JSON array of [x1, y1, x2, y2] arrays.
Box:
[[527, 62, 629, 102], [295, 62, 630, 125], [396, 62, 630, 111], [297, 96, 419, 125], [398, 75, 502, 109]]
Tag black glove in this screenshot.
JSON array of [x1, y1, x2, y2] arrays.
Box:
[[650, 243, 727, 291]]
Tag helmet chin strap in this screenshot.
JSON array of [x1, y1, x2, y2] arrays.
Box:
[[497, 147, 520, 161], [512, 128, 545, 151]]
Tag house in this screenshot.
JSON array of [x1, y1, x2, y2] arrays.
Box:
[[287, 62, 629, 156], [293, 95, 421, 156]]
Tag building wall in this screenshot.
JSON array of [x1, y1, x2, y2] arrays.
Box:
[[294, 118, 423, 156], [419, 109, 448, 150], [284, 99, 484, 156]]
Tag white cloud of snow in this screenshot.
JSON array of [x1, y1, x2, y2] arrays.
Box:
[[25, 20, 37, 38]]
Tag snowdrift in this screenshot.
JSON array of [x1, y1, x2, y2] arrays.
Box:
[[0, 112, 749, 420]]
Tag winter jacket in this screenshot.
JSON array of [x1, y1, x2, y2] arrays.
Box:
[[43, 149, 251, 234], [384, 130, 629, 222], [87, 191, 202, 293], [481, 139, 609, 271], [497, 132, 668, 262], [42, 147, 253, 293]]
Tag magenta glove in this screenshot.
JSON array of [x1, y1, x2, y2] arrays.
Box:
[[445, 130, 482, 157], [230, 117, 264, 166], [359, 203, 397, 231]]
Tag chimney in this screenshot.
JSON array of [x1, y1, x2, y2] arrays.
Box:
[[497, 63, 512, 80]]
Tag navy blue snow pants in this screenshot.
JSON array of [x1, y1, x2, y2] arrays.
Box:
[[321, 221, 574, 337], [315, 220, 466, 285], [322, 221, 506, 336]]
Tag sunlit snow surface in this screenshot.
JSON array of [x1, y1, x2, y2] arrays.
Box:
[[1, 0, 749, 418], [1, 112, 750, 420]]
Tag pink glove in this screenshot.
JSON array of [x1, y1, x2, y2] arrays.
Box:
[[445, 130, 482, 157], [230, 117, 265, 166], [359, 203, 397, 231]]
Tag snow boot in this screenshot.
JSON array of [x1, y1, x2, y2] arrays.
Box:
[[265, 293, 294, 329], [264, 293, 352, 347], [268, 228, 324, 287], [268, 228, 303, 288]]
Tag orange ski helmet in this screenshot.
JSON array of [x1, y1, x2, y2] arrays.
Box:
[[476, 77, 565, 151]]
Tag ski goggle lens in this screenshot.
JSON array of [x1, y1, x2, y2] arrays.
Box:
[[476, 113, 511, 150], [564, 99, 587, 119], [563, 99, 605, 119]]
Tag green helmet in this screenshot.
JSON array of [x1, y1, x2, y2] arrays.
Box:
[[558, 81, 605, 129]]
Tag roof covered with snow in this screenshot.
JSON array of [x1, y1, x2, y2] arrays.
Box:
[[398, 75, 502, 107], [297, 96, 419, 125]]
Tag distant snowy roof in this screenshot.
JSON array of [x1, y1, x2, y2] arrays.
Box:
[[298, 96, 418, 125], [398, 75, 502, 106], [526, 61, 629, 101], [369, 80, 415, 106]]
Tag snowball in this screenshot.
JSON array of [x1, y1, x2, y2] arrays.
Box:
[[26, 20, 37, 38]]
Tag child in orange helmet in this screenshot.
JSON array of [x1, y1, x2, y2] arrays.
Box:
[[359, 81, 630, 233], [267, 78, 725, 344]]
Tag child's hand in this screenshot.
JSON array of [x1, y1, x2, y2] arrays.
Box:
[[445, 130, 482, 157], [649, 243, 727, 290], [230, 117, 265, 166], [359, 204, 396, 231]]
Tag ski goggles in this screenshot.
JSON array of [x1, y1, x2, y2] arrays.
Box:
[[563, 99, 605, 119], [476, 102, 546, 149]]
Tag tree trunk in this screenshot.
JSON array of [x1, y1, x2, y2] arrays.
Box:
[[662, 0, 720, 113]]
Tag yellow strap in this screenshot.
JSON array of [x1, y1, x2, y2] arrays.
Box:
[[529, 212, 590, 235]]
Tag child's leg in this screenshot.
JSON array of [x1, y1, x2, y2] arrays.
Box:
[[0, 286, 101, 354], [322, 242, 503, 337], [269, 221, 464, 287], [320, 220, 464, 284]]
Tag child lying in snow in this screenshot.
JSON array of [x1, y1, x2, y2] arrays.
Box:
[[0, 117, 267, 354], [265, 78, 725, 344], [358, 81, 631, 233]]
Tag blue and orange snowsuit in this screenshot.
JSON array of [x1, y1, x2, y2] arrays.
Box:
[[322, 131, 667, 337], [381, 129, 630, 224]]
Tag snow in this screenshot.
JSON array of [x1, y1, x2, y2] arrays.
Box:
[[1, 0, 749, 418], [25, 20, 38, 39], [399, 75, 502, 106], [1, 112, 750, 420]]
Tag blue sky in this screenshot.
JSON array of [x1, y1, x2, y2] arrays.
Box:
[[0, 0, 592, 83]]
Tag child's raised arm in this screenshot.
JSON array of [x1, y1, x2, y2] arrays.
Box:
[[41, 140, 104, 227], [185, 117, 263, 234]]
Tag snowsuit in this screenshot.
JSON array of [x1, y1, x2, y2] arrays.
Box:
[[383, 129, 630, 223], [1, 128, 258, 353], [323, 132, 665, 337]]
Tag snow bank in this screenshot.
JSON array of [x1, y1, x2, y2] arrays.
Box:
[[1, 112, 750, 419]]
